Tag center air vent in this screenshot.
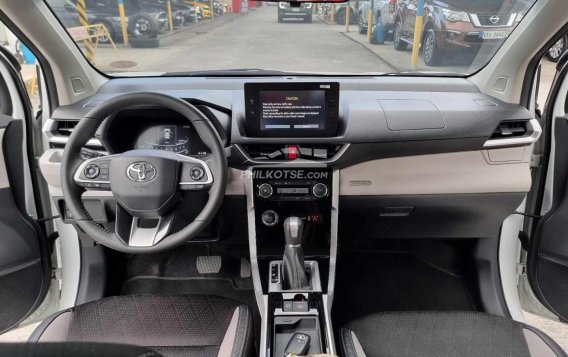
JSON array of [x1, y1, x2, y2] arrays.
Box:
[[241, 144, 343, 162]]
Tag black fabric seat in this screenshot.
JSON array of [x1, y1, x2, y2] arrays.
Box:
[[29, 295, 253, 357], [0, 342, 163, 357], [340, 311, 567, 357]]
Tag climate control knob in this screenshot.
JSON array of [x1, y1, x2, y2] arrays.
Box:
[[258, 183, 273, 198], [312, 183, 329, 198]]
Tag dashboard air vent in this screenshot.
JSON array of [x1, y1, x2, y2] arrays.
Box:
[[490, 121, 528, 140], [241, 144, 342, 162], [44, 119, 104, 151], [56, 120, 78, 137]]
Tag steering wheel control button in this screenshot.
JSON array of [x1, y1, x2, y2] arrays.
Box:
[[312, 183, 329, 198], [261, 210, 279, 227], [258, 183, 273, 198], [190, 166, 205, 181], [84, 164, 100, 179]]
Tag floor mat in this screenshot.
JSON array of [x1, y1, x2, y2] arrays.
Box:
[[120, 244, 259, 340], [122, 277, 256, 309], [123, 245, 252, 285], [332, 251, 477, 330], [121, 244, 254, 299]]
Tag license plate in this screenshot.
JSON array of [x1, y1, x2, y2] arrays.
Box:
[[292, 8, 300, 12], [480, 30, 510, 40]]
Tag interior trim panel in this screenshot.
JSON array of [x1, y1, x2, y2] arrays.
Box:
[[340, 149, 531, 196]]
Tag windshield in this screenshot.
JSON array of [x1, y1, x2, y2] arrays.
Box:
[[44, 0, 536, 76]]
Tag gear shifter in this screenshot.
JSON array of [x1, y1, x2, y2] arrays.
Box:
[[282, 217, 310, 290]]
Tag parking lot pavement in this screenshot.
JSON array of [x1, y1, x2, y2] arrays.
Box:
[[94, 6, 394, 74], [328, 23, 470, 74]]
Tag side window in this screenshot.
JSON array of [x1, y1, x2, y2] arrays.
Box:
[[0, 22, 42, 115], [536, 32, 567, 111]]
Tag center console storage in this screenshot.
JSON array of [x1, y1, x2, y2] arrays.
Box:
[[271, 297, 325, 356], [268, 267, 328, 356]]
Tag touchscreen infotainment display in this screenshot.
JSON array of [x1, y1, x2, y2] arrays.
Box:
[[259, 90, 326, 131], [245, 83, 339, 137]]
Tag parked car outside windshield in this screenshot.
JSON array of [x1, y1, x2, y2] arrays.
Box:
[[44, 0, 537, 76]]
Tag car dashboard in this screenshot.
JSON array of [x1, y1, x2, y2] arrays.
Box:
[[44, 75, 537, 164], [38, 75, 539, 355]]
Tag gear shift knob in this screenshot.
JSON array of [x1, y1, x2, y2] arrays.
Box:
[[282, 216, 310, 290], [284, 217, 304, 245]]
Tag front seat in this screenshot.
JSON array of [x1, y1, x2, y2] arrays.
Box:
[[340, 311, 567, 357], [29, 295, 253, 357]]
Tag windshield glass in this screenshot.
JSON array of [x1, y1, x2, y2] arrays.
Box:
[[44, 0, 536, 76]]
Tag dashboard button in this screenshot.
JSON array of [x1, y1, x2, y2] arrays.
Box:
[[293, 301, 309, 312], [190, 166, 205, 181], [84, 164, 100, 179], [283, 301, 293, 312], [261, 210, 279, 227]]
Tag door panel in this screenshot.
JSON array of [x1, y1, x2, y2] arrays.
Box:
[[528, 116, 568, 321], [0, 49, 50, 333]]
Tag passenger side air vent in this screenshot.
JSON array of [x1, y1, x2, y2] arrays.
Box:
[[490, 121, 527, 139], [240, 144, 343, 162], [483, 119, 541, 149]]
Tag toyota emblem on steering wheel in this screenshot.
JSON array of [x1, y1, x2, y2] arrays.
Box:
[[127, 162, 157, 183]]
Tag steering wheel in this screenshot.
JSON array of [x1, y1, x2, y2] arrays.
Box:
[[61, 92, 228, 253]]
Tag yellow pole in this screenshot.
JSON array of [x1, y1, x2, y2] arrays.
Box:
[[30, 65, 38, 96], [330, 4, 335, 25], [76, 0, 95, 62], [194, 0, 198, 23], [366, 9, 373, 43], [410, 0, 426, 69], [167, 0, 174, 31], [210, 0, 214, 18], [99, 24, 123, 60], [117, 0, 129, 44], [345, 5, 350, 32]]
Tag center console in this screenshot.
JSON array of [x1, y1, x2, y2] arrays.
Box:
[[248, 167, 337, 356], [243, 82, 340, 357]]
